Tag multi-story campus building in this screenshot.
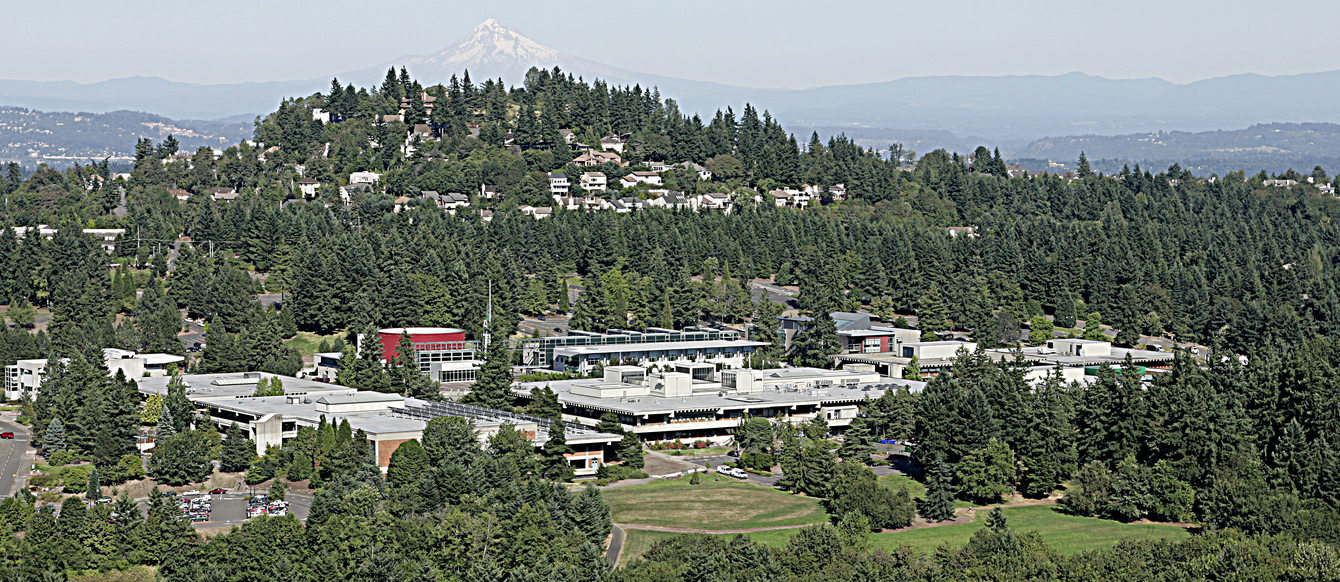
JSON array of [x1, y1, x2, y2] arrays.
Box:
[[515, 363, 926, 444], [5, 348, 184, 401], [135, 372, 621, 476]]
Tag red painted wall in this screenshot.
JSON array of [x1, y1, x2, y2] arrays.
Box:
[[377, 328, 466, 361]]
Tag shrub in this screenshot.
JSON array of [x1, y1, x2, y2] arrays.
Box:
[[595, 464, 648, 482], [48, 451, 76, 466], [743, 451, 775, 472]]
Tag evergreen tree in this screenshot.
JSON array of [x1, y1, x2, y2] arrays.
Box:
[[463, 340, 514, 410], [542, 423, 575, 482], [1076, 152, 1093, 178], [387, 438, 429, 488], [85, 467, 100, 500], [919, 455, 957, 522], [527, 385, 562, 421], [220, 423, 254, 473], [790, 315, 840, 368], [838, 418, 876, 463], [571, 485, 613, 544], [44, 417, 66, 453], [156, 402, 177, 437]]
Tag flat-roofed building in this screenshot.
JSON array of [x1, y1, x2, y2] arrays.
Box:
[[901, 341, 978, 360], [5, 348, 184, 401], [135, 372, 621, 475], [549, 339, 767, 376], [515, 364, 924, 444]]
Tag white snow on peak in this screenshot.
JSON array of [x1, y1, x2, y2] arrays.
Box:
[[410, 19, 563, 70]]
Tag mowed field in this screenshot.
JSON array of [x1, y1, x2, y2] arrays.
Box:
[[616, 502, 1192, 565], [604, 477, 828, 531]]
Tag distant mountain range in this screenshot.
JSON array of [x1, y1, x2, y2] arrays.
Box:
[[4, 19, 1340, 173], [1011, 123, 1340, 176], [0, 107, 252, 169]]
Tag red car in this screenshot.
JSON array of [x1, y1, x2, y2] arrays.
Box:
[[209, 488, 227, 495], [0, 432, 14, 439]]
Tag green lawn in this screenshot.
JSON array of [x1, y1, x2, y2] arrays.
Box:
[[877, 473, 974, 508], [616, 505, 1191, 566], [604, 476, 828, 531], [618, 530, 681, 566], [284, 331, 344, 358], [872, 505, 1190, 555]]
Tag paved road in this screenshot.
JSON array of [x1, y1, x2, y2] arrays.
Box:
[[687, 455, 782, 487], [0, 417, 32, 497], [749, 281, 797, 309], [518, 315, 571, 337], [606, 525, 625, 566]]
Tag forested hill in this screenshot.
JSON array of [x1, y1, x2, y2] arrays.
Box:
[[2, 66, 1339, 360], [2, 67, 1340, 582], [1014, 122, 1340, 175], [0, 107, 252, 169]]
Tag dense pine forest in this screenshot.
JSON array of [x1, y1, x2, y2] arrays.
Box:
[[1, 67, 1340, 580]]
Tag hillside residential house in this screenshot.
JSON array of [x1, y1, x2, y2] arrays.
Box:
[[599, 135, 626, 153], [676, 161, 712, 181], [480, 184, 499, 199], [209, 187, 239, 202], [623, 171, 663, 186], [572, 151, 623, 167], [349, 171, 381, 184], [548, 172, 570, 195], [339, 182, 371, 204], [651, 191, 692, 210], [698, 192, 732, 211], [298, 178, 321, 198], [441, 192, 470, 212], [169, 189, 191, 203], [580, 172, 608, 192], [611, 197, 645, 213]]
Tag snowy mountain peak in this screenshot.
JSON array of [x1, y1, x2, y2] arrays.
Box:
[[407, 19, 564, 79]]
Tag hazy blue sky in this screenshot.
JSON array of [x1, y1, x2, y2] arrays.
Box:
[[8, 0, 1339, 87]]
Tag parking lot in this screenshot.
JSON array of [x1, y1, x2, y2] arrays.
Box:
[[139, 491, 311, 529]]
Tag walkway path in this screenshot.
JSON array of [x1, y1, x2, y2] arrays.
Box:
[[616, 521, 828, 535], [605, 525, 625, 566]]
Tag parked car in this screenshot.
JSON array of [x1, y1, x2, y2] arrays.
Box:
[[96, 497, 113, 505], [537, 315, 547, 321], [0, 432, 14, 439], [183, 489, 202, 496], [209, 488, 227, 495]]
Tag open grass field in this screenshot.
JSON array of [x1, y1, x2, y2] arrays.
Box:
[[283, 331, 344, 358], [618, 530, 682, 566], [604, 476, 828, 531], [871, 505, 1191, 555], [616, 505, 1192, 565], [877, 473, 975, 508]]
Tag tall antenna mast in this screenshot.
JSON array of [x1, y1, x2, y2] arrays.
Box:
[[484, 280, 493, 350]]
